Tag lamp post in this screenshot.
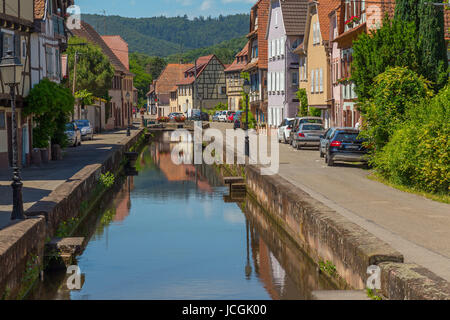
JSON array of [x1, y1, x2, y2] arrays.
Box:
[[0, 51, 25, 220], [242, 79, 251, 157], [126, 92, 131, 136]]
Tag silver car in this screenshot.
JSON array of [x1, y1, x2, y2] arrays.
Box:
[[74, 119, 94, 140], [292, 123, 326, 150], [65, 123, 82, 147]]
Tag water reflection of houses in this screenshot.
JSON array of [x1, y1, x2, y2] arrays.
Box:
[[244, 196, 338, 300], [130, 141, 223, 199], [113, 177, 134, 222]]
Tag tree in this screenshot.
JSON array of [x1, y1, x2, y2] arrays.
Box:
[[417, 2, 448, 90], [129, 56, 152, 107], [25, 79, 75, 148], [67, 36, 115, 98], [352, 17, 420, 102], [394, 0, 448, 90], [296, 89, 308, 117]]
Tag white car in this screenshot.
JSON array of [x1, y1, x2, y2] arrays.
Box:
[[278, 118, 295, 144], [218, 111, 229, 122]]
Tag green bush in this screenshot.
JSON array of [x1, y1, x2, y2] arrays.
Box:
[[372, 85, 449, 194], [25, 79, 75, 148], [360, 67, 433, 151]]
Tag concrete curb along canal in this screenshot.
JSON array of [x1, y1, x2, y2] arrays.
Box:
[[0, 129, 145, 299], [223, 163, 450, 300]]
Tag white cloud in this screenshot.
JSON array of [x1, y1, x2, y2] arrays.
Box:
[[200, 0, 213, 11]]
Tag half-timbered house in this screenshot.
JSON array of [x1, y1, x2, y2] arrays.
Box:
[[0, 0, 34, 168], [177, 55, 227, 112]]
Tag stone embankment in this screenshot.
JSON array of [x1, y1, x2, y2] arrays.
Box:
[[223, 163, 450, 300]]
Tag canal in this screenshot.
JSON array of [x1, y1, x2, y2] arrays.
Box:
[[27, 135, 337, 300]]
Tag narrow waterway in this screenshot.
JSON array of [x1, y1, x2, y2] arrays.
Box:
[[27, 135, 336, 300]]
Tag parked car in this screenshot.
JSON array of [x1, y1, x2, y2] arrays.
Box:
[[278, 118, 295, 144], [188, 109, 202, 120], [289, 117, 324, 145], [291, 123, 326, 150], [65, 122, 81, 147], [218, 111, 228, 122], [74, 119, 94, 141], [323, 128, 368, 167], [201, 112, 210, 121], [227, 112, 236, 123], [212, 111, 222, 122]]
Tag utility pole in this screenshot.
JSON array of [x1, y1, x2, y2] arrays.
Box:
[[72, 51, 78, 95]]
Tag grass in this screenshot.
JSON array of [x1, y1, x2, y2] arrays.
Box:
[[368, 172, 449, 204], [366, 288, 383, 300]]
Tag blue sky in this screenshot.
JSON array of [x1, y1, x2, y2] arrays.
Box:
[[76, 0, 254, 18]]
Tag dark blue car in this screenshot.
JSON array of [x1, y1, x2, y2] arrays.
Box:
[[321, 128, 368, 167]]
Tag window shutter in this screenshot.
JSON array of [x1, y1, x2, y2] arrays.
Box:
[[320, 68, 323, 92], [280, 37, 285, 55], [269, 41, 272, 58], [317, 23, 321, 43], [315, 69, 319, 93], [311, 70, 314, 93], [14, 34, 20, 58], [281, 72, 285, 91]]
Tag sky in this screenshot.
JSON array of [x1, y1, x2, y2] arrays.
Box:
[[75, 0, 255, 18]]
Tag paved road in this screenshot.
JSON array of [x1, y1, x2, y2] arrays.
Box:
[[211, 122, 450, 282], [0, 126, 141, 230]]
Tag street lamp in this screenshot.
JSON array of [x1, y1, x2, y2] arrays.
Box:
[[126, 92, 131, 136], [242, 79, 251, 157], [0, 51, 25, 220]]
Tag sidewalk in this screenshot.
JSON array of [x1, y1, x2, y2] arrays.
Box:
[[0, 126, 142, 231], [212, 122, 450, 283]]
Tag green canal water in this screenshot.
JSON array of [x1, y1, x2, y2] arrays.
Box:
[[27, 137, 336, 300]]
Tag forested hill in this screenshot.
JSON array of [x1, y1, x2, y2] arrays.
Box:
[[81, 14, 250, 57]]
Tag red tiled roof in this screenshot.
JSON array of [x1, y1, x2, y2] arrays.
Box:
[[317, 0, 341, 42], [102, 35, 130, 70], [71, 21, 132, 75], [156, 64, 193, 94], [177, 55, 219, 85], [225, 42, 249, 73]]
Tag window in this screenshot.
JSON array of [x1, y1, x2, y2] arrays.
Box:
[[280, 37, 285, 56], [292, 71, 299, 86], [220, 86, 226, 95], [45, 46, 53, 76], [276, 38, 280, 56], [311, 70, 314, 94], [312, 22, 321, 45], [0, 111, 5, 129], [3, 33, 14, 56], [22, 40, 26, 59], [55, 49, 60, 78], [280, 72, 285, 92]]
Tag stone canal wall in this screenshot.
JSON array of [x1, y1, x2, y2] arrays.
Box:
[[0, 129, 145, 299], [224, 163, 450, 300]]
